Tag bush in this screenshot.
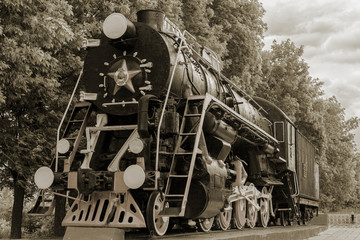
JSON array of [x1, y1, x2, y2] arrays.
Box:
[[0, 218, 11, 238], [29, 216, 55, 238]]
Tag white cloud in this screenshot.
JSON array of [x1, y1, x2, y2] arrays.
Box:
[[262, 0, 347, 35], [260, 0, 360, 146], [323, 23, 360, 53]]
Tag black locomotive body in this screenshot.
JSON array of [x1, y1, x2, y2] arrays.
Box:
[[31, 10, 319, 236]]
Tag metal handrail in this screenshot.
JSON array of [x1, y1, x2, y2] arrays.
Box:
[[55, 69, 83, 172], [163, 17, 182, 38], [155, 32, 186, 172], [183, 30, 221, 72], [293, 171, 300, 197]]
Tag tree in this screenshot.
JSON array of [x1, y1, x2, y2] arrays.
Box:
[[181, 0, 227, 57], [0, 0, 75, 237], [318, 97, 359, 210], [211, 0, 267, 94], [258, 39, 326, 151], [258, 39, 323, 122]]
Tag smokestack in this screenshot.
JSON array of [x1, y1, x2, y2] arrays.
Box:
[[137, 10, 165, 31]]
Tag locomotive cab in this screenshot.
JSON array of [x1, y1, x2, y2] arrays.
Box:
[[253, 96, 319, 223], [253, 97, 296, 171]]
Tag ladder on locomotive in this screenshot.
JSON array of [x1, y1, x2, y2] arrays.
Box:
[[30, 102, 91, 216], [59, 102, 92, 172], [160, 96, 208, 217]]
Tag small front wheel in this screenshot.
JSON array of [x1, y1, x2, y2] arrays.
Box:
[[146, 191, 169, 236]]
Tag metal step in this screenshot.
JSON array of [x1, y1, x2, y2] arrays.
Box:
[[184, 113, 201, 117], [169, 175, 188, 178], [64, 137, 77, 140], [174, 148, 202, 155], [165, 194, 185, 198], [179, 132, 197, 136], [69, 120, 84, 123]]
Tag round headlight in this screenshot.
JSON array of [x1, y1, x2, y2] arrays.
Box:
[[57, 138, 71, 154], [34, 167, 54, 189], [123, 165, 145, 189], [103, 13, 128, 39], [128, 138, 144, 154]]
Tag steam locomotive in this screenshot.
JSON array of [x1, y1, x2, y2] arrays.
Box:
[[30, 10, 319, 236]]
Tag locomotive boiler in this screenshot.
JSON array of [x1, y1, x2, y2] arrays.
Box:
[[30, 10, 319, 237]]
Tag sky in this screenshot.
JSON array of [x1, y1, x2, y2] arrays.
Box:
[[259, 0, 360, 147]]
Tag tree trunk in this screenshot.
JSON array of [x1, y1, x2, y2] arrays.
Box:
[[10, 172, 25, 239], [54, 192, 66, 236]]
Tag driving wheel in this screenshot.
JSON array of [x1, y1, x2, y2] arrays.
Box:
[[259, 187, 270, 227], [247, 196, 258, 228], [232, 198, 246, 229]]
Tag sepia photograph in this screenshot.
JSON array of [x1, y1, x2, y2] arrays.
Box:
[[0, 0, 359, 239]]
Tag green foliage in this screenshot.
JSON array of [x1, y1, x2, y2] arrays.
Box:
[[23, 215, 54, 237], [0, 1, 78, 237], [0, 0, 76, 186], [179, 0, 227, 61], [0, 188, 14, 238], [258, 40, 323, 121], [211, 0, 267, 94], [0, 188, 54, 238], [317, 98, 359, 210], [0, 218, 10, 239]]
